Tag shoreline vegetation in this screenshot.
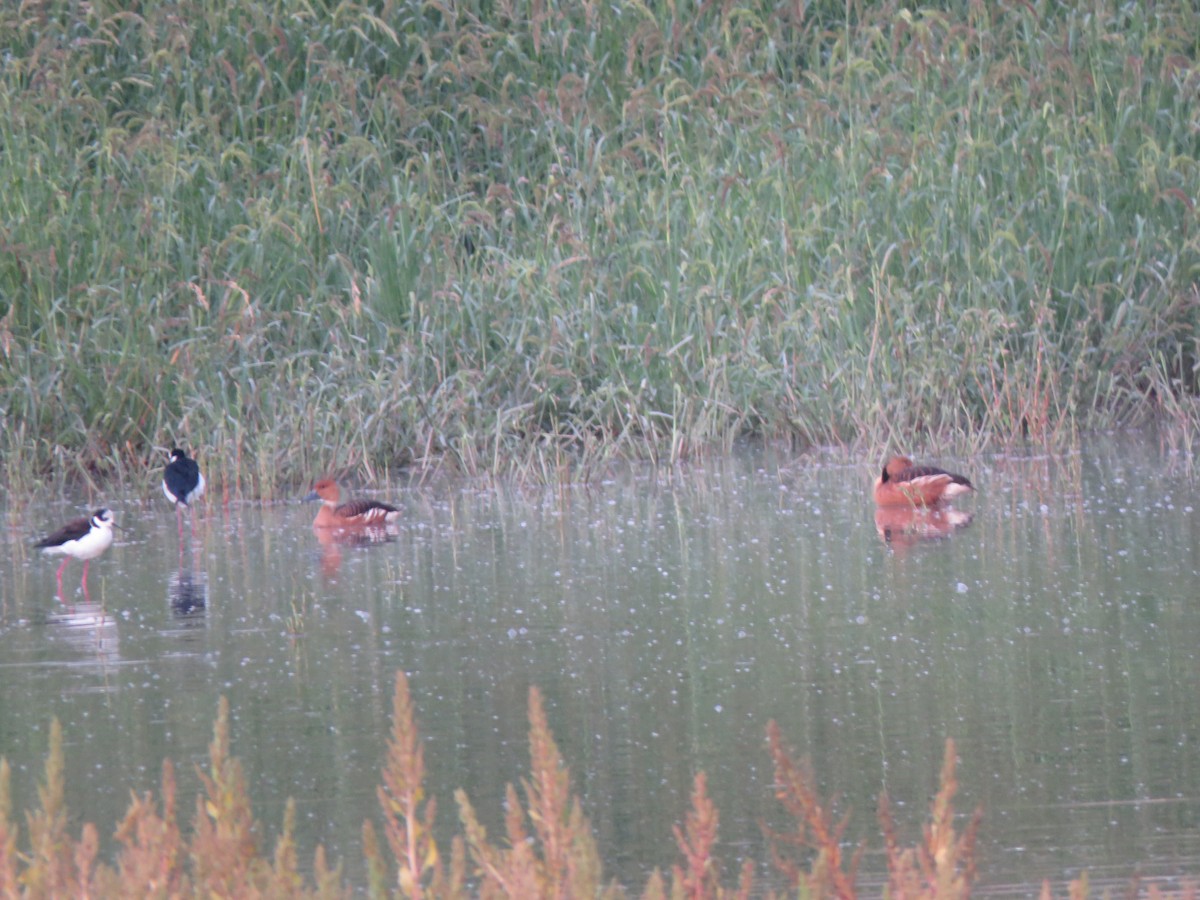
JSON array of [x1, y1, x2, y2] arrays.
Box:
[[0, 670, 1158, 899], [2, 1, 1199, 497]]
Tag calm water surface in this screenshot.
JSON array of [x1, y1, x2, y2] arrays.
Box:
[[1, 434, 1199, 894]]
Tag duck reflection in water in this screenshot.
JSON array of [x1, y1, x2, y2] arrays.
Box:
[[872, 455, 976, 549], [302, 478, 401, 578], [875, 504, 974, 549], [314, 523, 398, 579]]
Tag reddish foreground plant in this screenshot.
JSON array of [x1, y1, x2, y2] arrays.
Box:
[[0, 677, 1182, 898]]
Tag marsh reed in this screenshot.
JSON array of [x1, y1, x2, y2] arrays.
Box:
[[2, 0, 1199, 495]]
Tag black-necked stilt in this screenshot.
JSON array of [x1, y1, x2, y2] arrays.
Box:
[[163, 448, 204, 537], [35, 508, 119, 596], [163, 448, 205, 507], [302, 478, 401, 529]]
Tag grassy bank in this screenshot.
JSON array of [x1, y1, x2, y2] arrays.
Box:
[[2, 0, 1199, 495]]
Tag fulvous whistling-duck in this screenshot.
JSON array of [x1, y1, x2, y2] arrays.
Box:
[[35, 508, 119, 595], [873, 456, 975, 507], [303, 479, 401, 529]]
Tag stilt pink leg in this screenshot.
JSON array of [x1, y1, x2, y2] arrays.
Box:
[[55, 559, 68, 598]]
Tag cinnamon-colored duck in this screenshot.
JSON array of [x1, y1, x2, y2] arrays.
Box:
[[873, 456, 975, 507], [302, 479, 401, 528]]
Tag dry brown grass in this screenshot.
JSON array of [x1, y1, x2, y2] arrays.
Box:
[[0, 673, 1186, 898]]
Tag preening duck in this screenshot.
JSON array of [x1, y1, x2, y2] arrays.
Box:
[[873, 456, 975, 507]]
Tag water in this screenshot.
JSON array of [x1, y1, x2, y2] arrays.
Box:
[[1, 435, 1198, 894]]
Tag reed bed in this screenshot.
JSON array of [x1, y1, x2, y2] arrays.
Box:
[[2, 0, 1199, 494], [3, 670, 1161, 898]]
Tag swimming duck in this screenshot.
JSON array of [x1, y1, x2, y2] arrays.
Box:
[[303, 479, 401, 529]]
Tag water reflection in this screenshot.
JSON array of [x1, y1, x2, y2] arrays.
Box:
[[43, 599, 121, 680], [874, 504, 974, 548], [168, 567, 207, 620], [0, 434, 1198, 894], [313, 523, 399, 579]]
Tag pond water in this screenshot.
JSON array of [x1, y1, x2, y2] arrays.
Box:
[[1, 434, 1199, 894]]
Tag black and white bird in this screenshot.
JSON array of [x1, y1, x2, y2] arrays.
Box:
[[163, 448, 205, 508], [163, 448, 205, 537], [35, 508, 119, 596]]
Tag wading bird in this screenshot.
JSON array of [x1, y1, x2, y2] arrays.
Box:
[[35, 508, 119, 597], [163, 447, 205, 538]]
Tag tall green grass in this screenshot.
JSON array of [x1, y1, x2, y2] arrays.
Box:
[[2, 0, 1198, 494]]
